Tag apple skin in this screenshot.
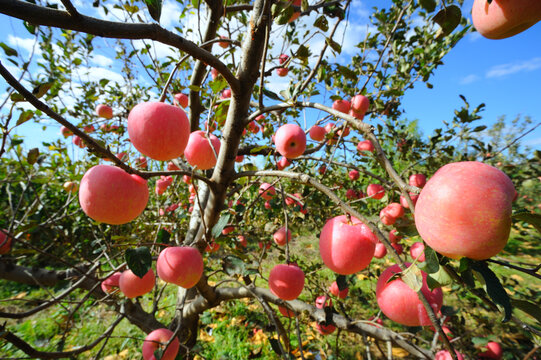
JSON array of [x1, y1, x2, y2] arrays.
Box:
[[391, 243, 403, 255], [389, 229, 402, 244], [61, 126, 73, 138], [410, 242, 426, 262], [184, 131, 221, 170], [309, 126, 326, 141], [101, 272, 122, 293], [472, 0, 541, 40], [259, 183, 276, 200], [142, 328, 180, 360], [278, 305, 295, 317], [400, 193, 419, 209], [415, 161, 516, 260], [277, 156, 291, 170], [376, 263, 443, 326], [63, 181, 78, 194], [332, 99, 351, 114], [351, 94, 370, 115], [218, 35, 229, 48], [72, 135, 85, 148], [95, 104, 113, 119], [315, 323, 336, 335], [409, 173, 427, 188], [479, 341, 503, 359], [0, 230, 12, 255], [174, 93, 189, 108], [348, 170, 360, 181], [128, 102, 190, 161], [79, 165, 149, 225], [119, 268, 155, 298], [276, 67, 289, 77], [373, 242, 387, 259], [329, 281, 349, 299], [319, 215, 376, 275], [157, 247, 204, 288], [434, 350, 464, 360], [366, 184, 385, 200], [357, 140, 375, 154], [268, 263, 305, 300], [288, 0, 302, 22], [136, 157, 148, 169], [275, 124, 306, 159], [273, 227, 292, 246]]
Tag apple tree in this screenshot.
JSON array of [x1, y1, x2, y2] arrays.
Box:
[[0, 0, 540, 359]]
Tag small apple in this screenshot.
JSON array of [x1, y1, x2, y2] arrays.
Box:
[[157, 246, 204, 288], [410, 242, 426, 262], [276, 67, 289, 77], [332, 99, 351, 114], [287, 0, 302, 22], [119, 268, 155, 298], [379, 208, 396, 226], [174, 93, 189, 108], [350, 94, 369, 115], [63, 181, 78, 194], [72, 135, 85, 148], [389, 229, 402, 243], [167, 162, 179, 171], [277, 156, 291, 170], [237, 235, 248, 248], [278, 305, 295, 317], [142, 328, 180, 360], [348, 170, 360, 181], [409, 173, 427, 188], [275, 124, 306, 159], [218, 35, 230, 48], [222, 226, 234, 235], [61, 126, 73, 138], [400, 193, 419, 209], [366, 184, 385, 200], [346, 189, 357, 200], [235, 155, 244, 162], [479, 341, 503, 359], [279, 54, 289, 65], [268, 263, 305, 300], [356, 140, 374, 154], [373, 242, 387, 259], [221, 89, 231, 99], [329, 281, 348, 299], [95, 104, 113, 119], [315, 323, 336, 335], [259, 183, 276, 200], [101, 272, 122, 293], [309, 126, 326, 141], [391, 242, 403, 255], [434, 350, 464, 360], [184, 130, 221, 170], [83, 124, 95, 133], [273, 227, 292, 246]]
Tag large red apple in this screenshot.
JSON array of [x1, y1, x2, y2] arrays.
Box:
[[376, 264, 443, 326], [119, 268, 155, 298], [414, 161, 516, 260], [319, 215, 376, 275], [366, 184, 385, 200], [184, 130, 221, 170], [157, 247, 204, 288], [142, 328, 180, 360], [79, 165, 149, 225], [275, 124, 306, 159], [268, 263, 305, 300], [128, 102, 190, 161], [472, 0, 541, 39]]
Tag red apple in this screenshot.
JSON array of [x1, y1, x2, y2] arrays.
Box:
[[389, 229, 402, 243], [348, 170, 360, 181], [373, 242, 387, 259], [379, 208, 396, 226], [434, 350, 464, 360], [273, 227, 292, 246], [0, 230, 12, 254], [329, 281, 349, 299], [238, 235, 248, 248], [222, 226, 234, 235], [409, 173, 427, 188], [315, 323, 336, 335], [136, 156, 148, 169], [268, 263, 305, 300], [277, 156, 291, 170], [332, 99, 351, 114], [315, 295, 332, 309], [63, 181, 78, 194], [318, 165, 327, 175], [157, 246, 204, 288], [415, 161, 516, 260], [184, 131, 221, 170], [95, 104, 113, 119], [128, 102, 190, 161], [264, 201, 272, 209], [101, 272, 122, 293], [367, 184, 385, 200], [119, 268, 155, 298], [275, 124, 306, 159], [174, 93, 189, 108], [309, 126, 326, 141], [83, 124, 95, 133], [400, 193, 419, 209], [142, 328, 180, 360], [351, 94, 370, 115], [287, 0, 302, 22], [319, 215, 376, 275], [479, 341, 503, 359], [218, 35, 229, 48], [385, 203, 404, 219], [376, 264, 443, 326], [167, 162, 179, 171], [346, 189, 357, 200], [61, 126, 73, 138], [276, 67, 289, 77], [278, 305, 295, 317], [235, 155, 244, 162], [410, 242, 426, 262], [391, 243, 403, 255], [72, 135, 85, 148], [472, 0, 541, 40], [356, 140, 375, 154], [79, 165, 149, 225], [279, 54, 289, 64], [221, 89, 231, 99], [259, 183, 276, 200]]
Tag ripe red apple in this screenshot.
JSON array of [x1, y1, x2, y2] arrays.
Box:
[[128, 102, 190, 161], [63, 181, 78, 194], [83, 124, 95, 133], [356, 140, 375, 154], [173, 93, 189, 108], [472, 0, 541, 39], [315, 295, 332, 309], [415, 161, 516, 260], [275, 124, 306, 159], [235, 155, 244, 163], [409, 173, 427, 188], [259, 183, 276, 200], [385, 203, 404, 219], [237, 235, 248, 248], [222, 226, 234, 235], [479, 341, 503, 359], [273, 227, 292, 246], [318, 165, 327, 175], [319, 215, 376, 275], [119, 268, 155, 298], [373, 242, 387, 258], [410, 242, 426, 262], [351, 94, 370, 115], [400, 193, 419, 209], [276, 67, 289, 77], [348, 169, 360, 181], [268, 263, 305, 300], [278, 305, 295, 317], [95, 104, 113, 119], [60, 126, 73, 138], [277, 156, 291, 170], [0, 230, 12, 254], [205, 241, 220, 253], [391, 243, 403, 255], [221, 89, 231, 99], [218, 35, 229, 48], [184, 130, 221, 170], [264, 201, 271, 209], [142, 328, 180, 360], [346, 189, 357, 200], [315, 323, 336, 335], [72, 135, 85, 148], [101, 272, 122, 293], [309, 126, 326, 141], [167, 162, 179, 171], [329, 281, 349, 299], [332, 99, 351, 114], [79, 165, 149, 225], [367, 184, 385, 200], [287, 0, 302, 22], [389, 229, 402, 243], [434, 350, 464, 360], [376, 264, 443, 326], [157, 246, 204, 288], [135, 156, 148, 169], [380, 208, 397, 226]]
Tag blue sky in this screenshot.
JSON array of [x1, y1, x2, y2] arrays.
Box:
[[0, 0, 540, 152]]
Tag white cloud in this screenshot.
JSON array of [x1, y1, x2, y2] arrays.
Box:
[[460, 74, 479, 85], [467, 31, 482, 42], [160, 1, 183, 29], [524, 137, 541, 146], [7, 35, 41, 56], [486, 57, 541, 78], [91, 54, 114, 67], [78, 66, 125, 84]]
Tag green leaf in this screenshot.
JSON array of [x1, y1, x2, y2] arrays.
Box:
[[156, 229, 171, 244], [314, 16, 329, 31], [419, 0, 436, 13], [269, 338, 282, 355], [512, 209, 541, 233], [426, 266, 453, 290], [472, 125, 487, 132], [418, 245, 439, 274], [250, 145, 268, 154], [0, 42, 18, 57], [262, 88, 281, 101], [433, 5, 461, 35], [32, 81, 54, 99], [153, 348, 164, 360], [24, 21, 36, 35], [401, 264, 423, 292], [143, 0, 162, 22], [125, 247, 152, 279], [511, 299, 541, 324], [472, 336, 489, 346], [10, 93, 25, 103], [17, 110, 34, 126], [211, 214, 231, 238], [458, 257, 470, 273], [326, 37, 342, 54], [470, 261, 512, 322], [27, 148, 39, 165], [295, 45, 310, 60], [275, 6, 294, 25], [222, 255, 246, 276]]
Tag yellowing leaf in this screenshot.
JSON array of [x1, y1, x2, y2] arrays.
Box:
[[392, 347, 410, 358]]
